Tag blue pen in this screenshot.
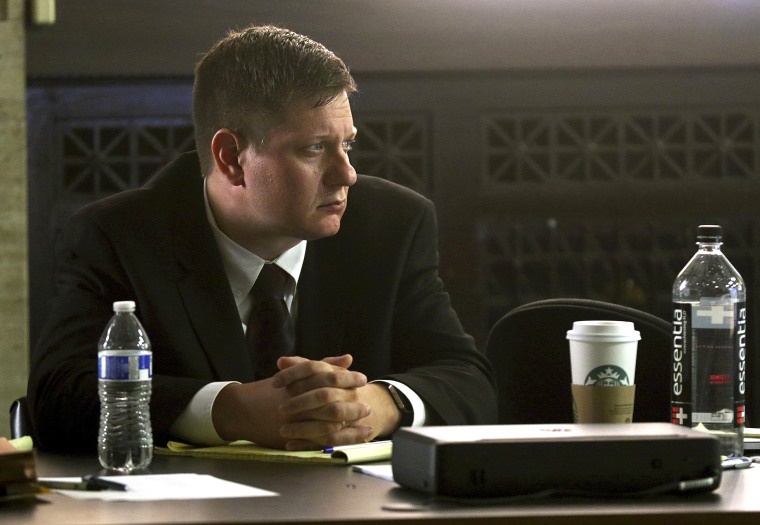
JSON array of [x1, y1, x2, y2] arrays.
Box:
[[721, 456, 752, 470]]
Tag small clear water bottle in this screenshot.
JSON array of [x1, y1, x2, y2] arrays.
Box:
[[98, 300, 153, 472], [671, 225, 747, 457]]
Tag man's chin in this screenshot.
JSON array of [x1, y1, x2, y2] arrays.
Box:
[[304, 221, 343, 241]]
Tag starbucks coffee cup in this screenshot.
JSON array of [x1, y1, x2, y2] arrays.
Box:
[[566, 320, 640, 423], [567, 320, 640, 386]]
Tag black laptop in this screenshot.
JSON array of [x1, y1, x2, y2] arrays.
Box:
[[392, 423, 722, 498]]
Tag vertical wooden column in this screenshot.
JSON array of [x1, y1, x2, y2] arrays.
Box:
[[0, 0, 29, 438]]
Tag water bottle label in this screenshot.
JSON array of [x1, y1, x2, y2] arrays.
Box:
[[98, 351, 152, 381], [671, 301, 746, 428]]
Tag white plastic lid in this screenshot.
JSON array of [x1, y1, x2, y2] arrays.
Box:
[[566, 320, 641, 342], [113, 300, 136, 313]]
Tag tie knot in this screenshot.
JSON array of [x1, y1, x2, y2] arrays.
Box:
[[252, 263, 290, 297]]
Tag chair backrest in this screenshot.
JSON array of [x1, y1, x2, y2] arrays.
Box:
[[485, 298, 672, 425], [9, 396, 33, 440]]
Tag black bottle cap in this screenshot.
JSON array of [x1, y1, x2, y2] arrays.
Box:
[[697, 224, 722, 243]]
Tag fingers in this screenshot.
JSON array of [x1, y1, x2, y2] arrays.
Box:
[[320, 354, 353, 368], [272, 357, 366, 392], [281, 424, 375, 451], [280, 393, 371, 419], [276, 355, 311, 371], [276, 354, 352, 373], [283, 370, 368, 397], [268, 354, 379, 449], [279, 396, 373, 445]]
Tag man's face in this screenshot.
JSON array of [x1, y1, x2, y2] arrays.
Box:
[[237, 93, 357, 251]]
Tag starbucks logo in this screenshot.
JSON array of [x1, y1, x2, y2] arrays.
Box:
[[584, 365, 631, 386]]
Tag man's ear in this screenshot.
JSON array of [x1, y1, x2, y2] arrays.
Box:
[[210, 129, 246, 186]]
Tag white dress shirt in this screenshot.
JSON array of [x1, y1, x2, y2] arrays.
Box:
[[169, 180, 425, 445]]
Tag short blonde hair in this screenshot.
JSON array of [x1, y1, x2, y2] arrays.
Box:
[[193, 25, 357, 176]]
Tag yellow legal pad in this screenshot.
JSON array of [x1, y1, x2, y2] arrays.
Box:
[[154, 439, 392, 465]]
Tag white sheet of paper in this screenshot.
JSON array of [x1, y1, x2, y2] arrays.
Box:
[[351, 463, 394, 482], [39, 473, 278, 501]]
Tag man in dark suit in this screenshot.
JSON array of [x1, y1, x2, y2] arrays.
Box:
[[28, 25, 497, 452]]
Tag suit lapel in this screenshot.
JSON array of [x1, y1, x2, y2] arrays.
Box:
[[174, 251, 254, 381], [155, 154, 255, 381]]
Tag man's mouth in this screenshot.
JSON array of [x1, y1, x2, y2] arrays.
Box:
[[318, 198, 346, 212]]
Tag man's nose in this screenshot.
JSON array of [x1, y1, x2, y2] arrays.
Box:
[[327, 151, 357, 187]]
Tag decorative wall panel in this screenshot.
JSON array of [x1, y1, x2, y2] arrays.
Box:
[[59, 119, 195, 199], [351, 113, 431, 195], [482, 110, 759, 185]]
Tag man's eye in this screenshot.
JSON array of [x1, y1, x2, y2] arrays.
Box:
[[342, 140, 355, 152], [307, 143, 325, 151]]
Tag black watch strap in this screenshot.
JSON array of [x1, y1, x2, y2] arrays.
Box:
[[387, 384, 414, 427]]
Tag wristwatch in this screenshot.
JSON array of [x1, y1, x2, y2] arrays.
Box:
[[387, 384, 414, 427]]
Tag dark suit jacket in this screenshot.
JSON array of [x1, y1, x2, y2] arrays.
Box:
[[28, 152, 497, 451]]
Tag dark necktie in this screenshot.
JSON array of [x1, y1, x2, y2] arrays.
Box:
[[246, 263, 295, 379]]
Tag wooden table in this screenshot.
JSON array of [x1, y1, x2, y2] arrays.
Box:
[[2, 451, 759, 524]]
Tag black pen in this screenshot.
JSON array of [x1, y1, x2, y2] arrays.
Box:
[[39, 475, 128, 492]]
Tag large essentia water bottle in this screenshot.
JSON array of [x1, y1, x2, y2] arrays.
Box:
[[97, 300, 153, 472], [671, 225, 746, 457]]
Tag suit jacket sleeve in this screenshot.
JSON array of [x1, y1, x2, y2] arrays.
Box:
[[27, 210, 212, 452], [381, 199, 497, 425], [304, 176, 498, 426]]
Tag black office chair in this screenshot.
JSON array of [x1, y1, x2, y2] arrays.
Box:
[[9, 396, 33, 440], [485, 298, 672, 425]]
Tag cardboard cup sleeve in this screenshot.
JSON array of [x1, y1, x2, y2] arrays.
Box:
[[571, 384, 636, 423]]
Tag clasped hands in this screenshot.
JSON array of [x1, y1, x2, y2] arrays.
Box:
[[212, 354, 401, 450]]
